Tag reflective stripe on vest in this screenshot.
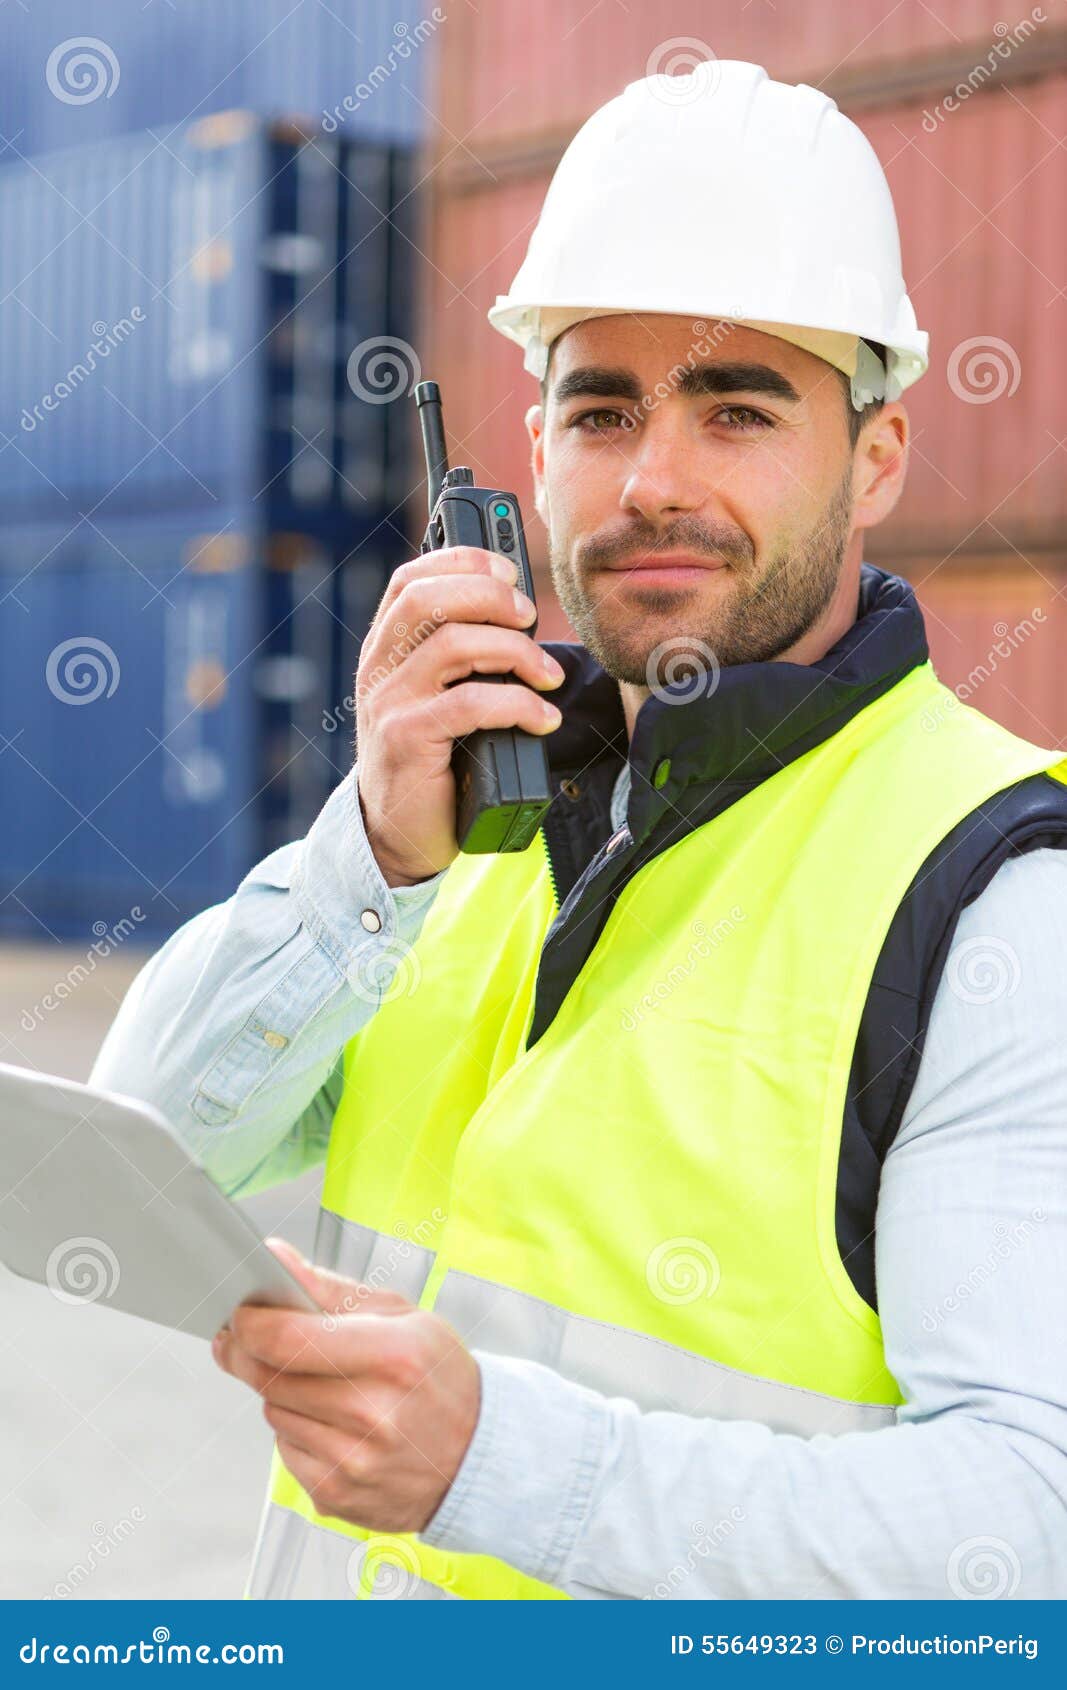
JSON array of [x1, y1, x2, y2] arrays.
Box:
[[316, 1210, 437, 1305], [433, 1266, 896, 1434], [248, 665, 1067, 1600], [305, 1214, 894, 1431]]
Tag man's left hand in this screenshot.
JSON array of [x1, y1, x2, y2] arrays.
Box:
[[211, 1238, 480, 1534]]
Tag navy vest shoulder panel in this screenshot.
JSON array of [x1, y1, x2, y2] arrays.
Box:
[[839, 771, 1067, 1313]]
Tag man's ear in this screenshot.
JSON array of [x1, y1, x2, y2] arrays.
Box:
[[850, 402, 909, 533], [525, 402, 548, 530]]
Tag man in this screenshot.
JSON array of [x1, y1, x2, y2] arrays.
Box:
[[92, 63, 1067, 1600]]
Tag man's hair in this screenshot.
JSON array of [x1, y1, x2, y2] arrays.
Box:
[[538, 336, 888, 448]]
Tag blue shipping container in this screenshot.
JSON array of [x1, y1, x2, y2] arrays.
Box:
[[0, 113, 417, 529], [0, 0, 430, 157], [0, 506, 392, 942]]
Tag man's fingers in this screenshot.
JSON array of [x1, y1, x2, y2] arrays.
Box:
[[215, 1339, 389, 1432], [264, 1401, 362, 1469], [408, 680, 563, 749], [394, 619, 561, 699], [379, 546, 514, 613], [274, 1437, 336, 1503], [366, 546, 514, 661], [212, 1327, 290, 1390], [364, 571, 532, 674], [225, 1301, 417, 1376]]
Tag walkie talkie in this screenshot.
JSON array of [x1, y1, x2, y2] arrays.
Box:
[[415, 380, 555, 854]]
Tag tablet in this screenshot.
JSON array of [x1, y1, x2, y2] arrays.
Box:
[[0, 1060, 320, 1340]]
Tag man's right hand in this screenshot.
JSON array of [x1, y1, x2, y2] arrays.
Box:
[[354, 546, 566, 888]]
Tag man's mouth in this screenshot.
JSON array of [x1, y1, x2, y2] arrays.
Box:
[[599, 551, 729, 581]]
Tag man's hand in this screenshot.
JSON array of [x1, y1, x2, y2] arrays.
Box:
[[355, 546, 564, 887], [211, 1238, 481, 1534]]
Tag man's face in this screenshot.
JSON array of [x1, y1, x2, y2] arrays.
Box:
[[528, 314, 860, 687]]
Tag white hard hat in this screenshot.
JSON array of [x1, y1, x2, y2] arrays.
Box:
[[488, 61, 928, 407]]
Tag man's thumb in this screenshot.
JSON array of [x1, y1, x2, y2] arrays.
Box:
[[265, 1235, 411, 1317], [266, 1236, 350, 1312]]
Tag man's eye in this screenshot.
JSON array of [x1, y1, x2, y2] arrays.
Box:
[[571, 408, 636, 433], [717, 406, 772, 432]]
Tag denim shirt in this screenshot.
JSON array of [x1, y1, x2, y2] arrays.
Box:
[[90, 765, 1067, 1598]]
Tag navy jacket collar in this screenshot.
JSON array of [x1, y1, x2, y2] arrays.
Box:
[[542, 563, 929, 846]]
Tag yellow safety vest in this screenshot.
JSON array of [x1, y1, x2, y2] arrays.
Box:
[[246, 659, 1067, 1599]]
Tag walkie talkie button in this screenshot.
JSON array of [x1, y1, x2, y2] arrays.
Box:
[[499, 536, 514, 552]]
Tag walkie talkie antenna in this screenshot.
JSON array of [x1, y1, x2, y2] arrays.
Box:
[[415, 380, 449, 517]]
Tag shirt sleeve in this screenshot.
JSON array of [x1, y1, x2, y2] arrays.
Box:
[[89, 766, 446, 1199], [420, 847, 1067, 1598]]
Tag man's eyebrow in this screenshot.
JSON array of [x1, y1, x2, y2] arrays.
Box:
[[552, 362, 802, 406], [552, 366, 645, 404]]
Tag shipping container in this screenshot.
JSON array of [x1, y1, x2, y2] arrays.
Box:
[[324, 542, 399, 783], [861, 75, 1067, 565], [0, 0, 429, 158], [0, 507, 397, 942], [0, 114, 421, 536], [429, 0, 1052, 163], [912, 558, 1067, 747], [331, 138, 404, 515]]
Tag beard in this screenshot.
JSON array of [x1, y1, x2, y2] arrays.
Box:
[[548, 467, 855, 687]]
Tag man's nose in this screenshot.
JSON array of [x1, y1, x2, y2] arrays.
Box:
[[617, 413, 712, 525]]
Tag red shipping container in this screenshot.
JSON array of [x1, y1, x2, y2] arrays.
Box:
[[432, 0, 1025, 154], [914, 560, 1067, 744]]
